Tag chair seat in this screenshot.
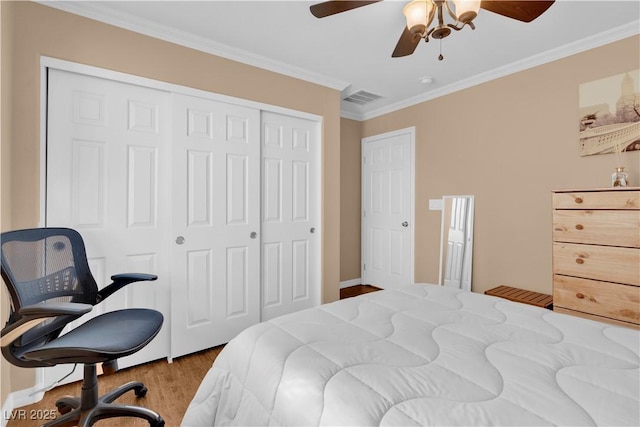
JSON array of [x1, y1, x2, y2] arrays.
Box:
[[23, 308, 164, 365]]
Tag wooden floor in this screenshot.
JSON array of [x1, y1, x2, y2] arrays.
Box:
[[6, 285, 378, 426], [339, 284, 381, 299], [5, 346, 223, 427]]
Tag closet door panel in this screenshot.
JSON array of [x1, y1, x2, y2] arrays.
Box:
[[46, 69, 171, 386], [226, 246, 250, 317], [187, 151, 214, 226], [171, 94, 260, 358], [227, 154, 249, 225], [71, 140, 106, 227], [186, 249, 213, 325], [261, 112, 320, 321]]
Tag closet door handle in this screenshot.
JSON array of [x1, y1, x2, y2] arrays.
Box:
[[402, 221, 408, 227], [250, 232, 257, 239], [175, 236, 185, 245], [310, 227, 316, 234]]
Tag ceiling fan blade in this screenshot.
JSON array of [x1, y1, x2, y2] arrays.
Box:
[[392, 27, 421, 58], [310, 1, 381, 18], [480, 0, 555, 23]]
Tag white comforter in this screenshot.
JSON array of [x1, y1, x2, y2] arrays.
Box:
[[182, 284, 640, 426]]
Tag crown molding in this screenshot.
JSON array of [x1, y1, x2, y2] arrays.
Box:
[[339, 109, 365, 121], [354, 20, 640, 121], [38, 1, 351, 92], [35, 2, 638, 122]]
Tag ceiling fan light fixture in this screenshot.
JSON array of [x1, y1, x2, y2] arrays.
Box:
[[310, 0, 556, 59], [403, 0, 436, 35]]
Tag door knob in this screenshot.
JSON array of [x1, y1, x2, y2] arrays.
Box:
[[402, 221, 408, 227], [175, 236, 185, 245], [250, 232, 257, 239], [310, 227, 316, 234]]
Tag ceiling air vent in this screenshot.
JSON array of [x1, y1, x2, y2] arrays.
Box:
[[343, 90, 383, 105]]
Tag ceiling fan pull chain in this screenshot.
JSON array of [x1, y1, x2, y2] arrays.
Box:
[[438, 39, 444, 61]]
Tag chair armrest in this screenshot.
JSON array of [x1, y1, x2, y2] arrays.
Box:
[[95, 273, 158, 303], [19, 302, 93, 317], [1, 302, 92, 348]]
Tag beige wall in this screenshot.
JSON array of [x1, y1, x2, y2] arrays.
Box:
[[0, 0, 12, 409], [2, 0, 639, 408], [357, 35, 640, 295], [1, 0, 341, 401], [339, 118, 363, 282]]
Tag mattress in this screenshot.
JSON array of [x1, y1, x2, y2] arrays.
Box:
[[182, 284, 640, 426]]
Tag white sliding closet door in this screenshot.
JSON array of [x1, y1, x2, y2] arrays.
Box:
[[170, 94, 261, 358], [261, 112, 320, 321], [46, 69, 171, 385], [46, 64, 322, 369]]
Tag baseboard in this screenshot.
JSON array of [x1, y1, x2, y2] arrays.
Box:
[[1, 386, 45, 427], [340, 278, 361, 289]]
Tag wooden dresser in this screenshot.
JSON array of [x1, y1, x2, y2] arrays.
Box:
[[552, 188, 640, 328]]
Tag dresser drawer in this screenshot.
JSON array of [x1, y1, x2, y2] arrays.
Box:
[[553, 243, 640, 286], [553, 275, 640, 324], [552, 190, 640, 210], [553, 210, 640, 247]]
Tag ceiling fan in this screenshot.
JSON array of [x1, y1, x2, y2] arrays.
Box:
[[310, 0, 555, 60]]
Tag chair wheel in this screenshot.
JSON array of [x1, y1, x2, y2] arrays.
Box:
[[135, 386, 148, 397]]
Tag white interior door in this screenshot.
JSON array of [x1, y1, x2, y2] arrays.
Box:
[[170, 94, 261, 359], [45, 69, 171, 385], [260, 112, 320, 321], [362, 128, 414, 289]]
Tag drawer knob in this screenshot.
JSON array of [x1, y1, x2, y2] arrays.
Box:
[[576, 292, 585, 299], [575, 224, 584, 230], [574, 197, 583, 204], [575, 258, 584, 264]]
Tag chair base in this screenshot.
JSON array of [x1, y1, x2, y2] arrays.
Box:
[[44, 364, 164, 427]]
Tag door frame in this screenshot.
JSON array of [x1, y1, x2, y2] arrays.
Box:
[[361, 127, 416, 287]]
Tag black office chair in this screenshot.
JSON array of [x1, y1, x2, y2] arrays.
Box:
[[0, 228, 165, 427]]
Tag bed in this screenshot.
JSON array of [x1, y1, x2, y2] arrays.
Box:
[[182, 283, 639, 426]]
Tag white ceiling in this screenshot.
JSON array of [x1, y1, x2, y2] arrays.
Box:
[[43, 0, 640, 120]]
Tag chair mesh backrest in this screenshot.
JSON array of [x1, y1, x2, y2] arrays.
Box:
[[1, 228, 99, 310], [1, 228, 102, 364]]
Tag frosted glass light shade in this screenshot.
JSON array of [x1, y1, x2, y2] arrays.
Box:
[[403, 0, 435, 35], [451, 0, 480, 23]]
